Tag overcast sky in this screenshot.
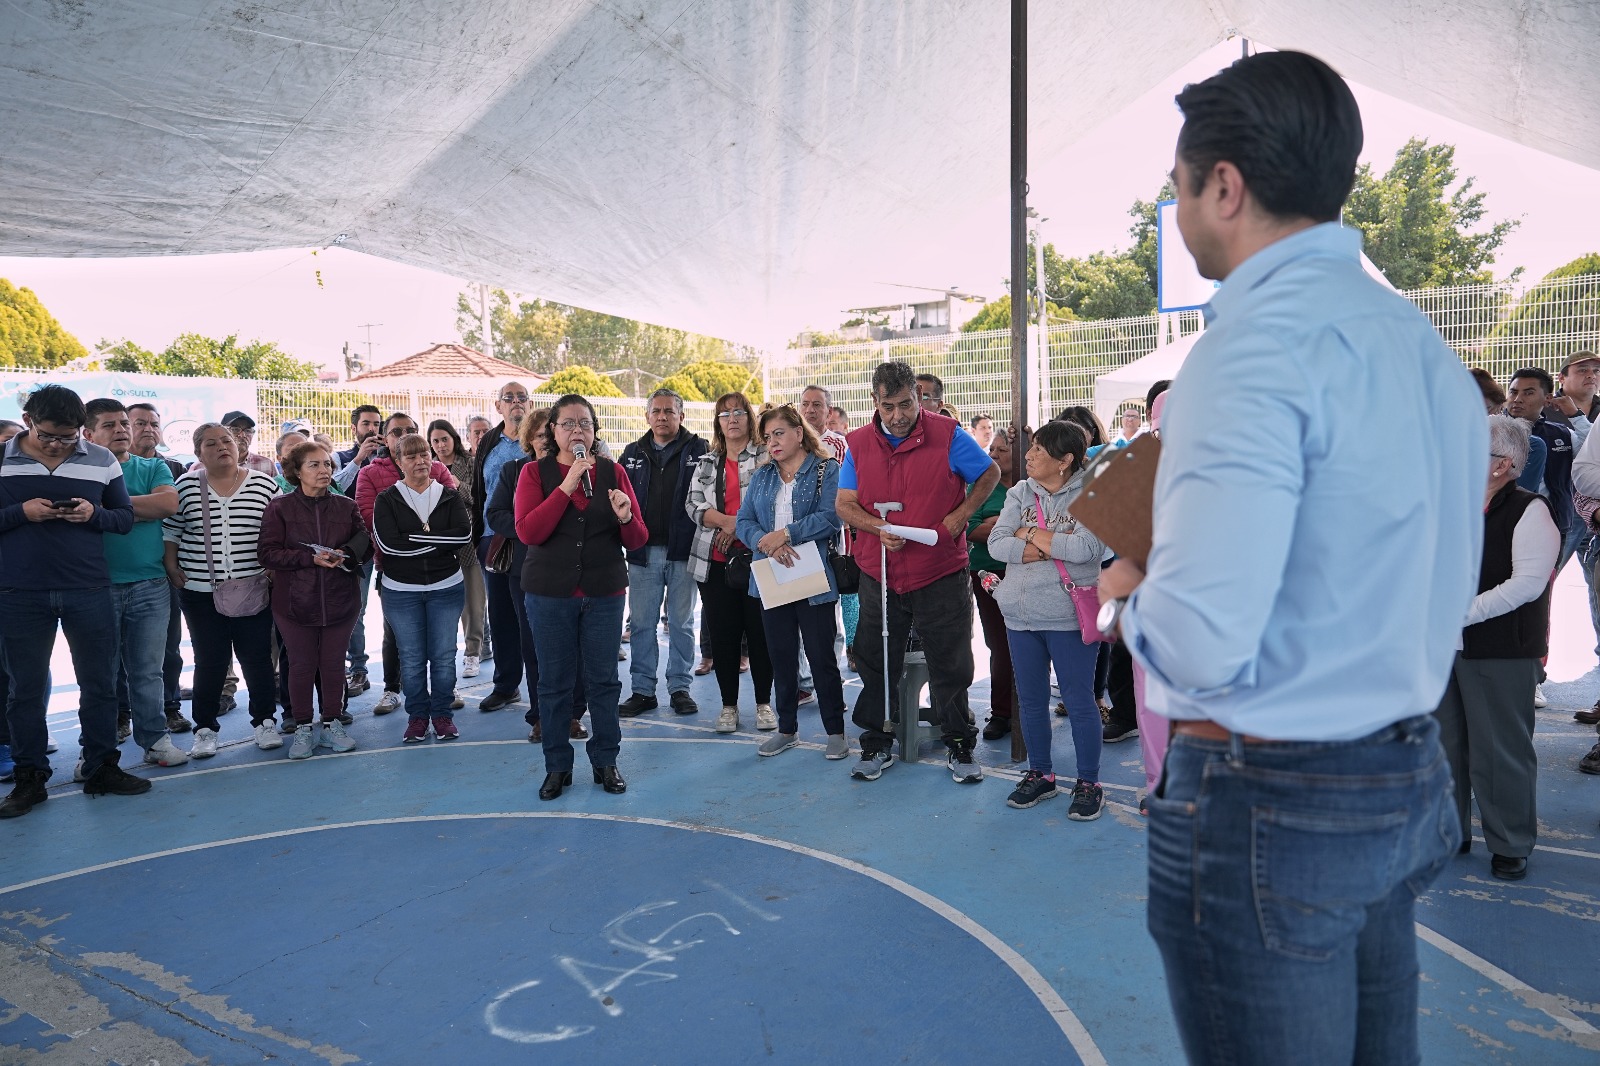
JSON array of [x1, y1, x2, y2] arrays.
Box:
[[5, 39, 1597, 371]]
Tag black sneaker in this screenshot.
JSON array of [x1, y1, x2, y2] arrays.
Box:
[[345, 671, 370, 699], [1580, 741, 1600, 776], [1067, 779, 1104, 821], [947, 741, 983, 783], [165, 707, 193, 733], [981, 716, 1011, 741], [479, 689, 521, 712], [82, 754, 153, 798], [669, 691, 698, 716], [1103, 720, 1139, 744], [0, 766, 51, 818], [279, 716, 298, 734], [619, 693, 659, 718], [1006, 769, 1058, 808]]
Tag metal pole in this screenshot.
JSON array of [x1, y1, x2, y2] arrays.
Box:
[[1008, 0, 1029, 766]]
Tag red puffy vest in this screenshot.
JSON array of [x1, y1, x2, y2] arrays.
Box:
[[846, 411, 970, 594]]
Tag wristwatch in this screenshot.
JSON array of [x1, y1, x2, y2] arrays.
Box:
[[1097, 596, 1126, 635]]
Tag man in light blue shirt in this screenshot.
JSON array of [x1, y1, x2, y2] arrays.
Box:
[[1097, 52, 1485, 1065]]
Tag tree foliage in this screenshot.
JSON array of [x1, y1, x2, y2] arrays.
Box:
[[674, 359, 763, 403], [961, 294, 1073, 333], [656, 372, 707, 402], [0, 279, 89, 369], [100, 332, 317, 380], [534, 365, 627, 398], [1485, 254, 1600, 365], [1344, 138, 1520, 289]]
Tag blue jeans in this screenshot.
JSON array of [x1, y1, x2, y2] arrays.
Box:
[[627, 547, 697, 697], [380, 582, 465, 718], [1007, 627, 1100, 781], [1147, 715, 1458, 1066], [0, 587, 119, 775], [1580, 530, 1600, 658], [762, 599, 845, 735], [528, 593, 625, 773], [111, 578, 173, 751], [346, 561, 374, 673]]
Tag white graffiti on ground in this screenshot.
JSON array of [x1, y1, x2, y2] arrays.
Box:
[[486, 886, 778, 1045]]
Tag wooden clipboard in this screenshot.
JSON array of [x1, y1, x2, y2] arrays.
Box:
[[1067, 435, 1161, 571]]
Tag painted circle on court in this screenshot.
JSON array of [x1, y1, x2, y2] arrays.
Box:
[[0, 816, 1084, 1064]]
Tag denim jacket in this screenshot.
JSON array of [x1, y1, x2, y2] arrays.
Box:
[[684, 440, 767, 583], [734, 453, 841, 605]]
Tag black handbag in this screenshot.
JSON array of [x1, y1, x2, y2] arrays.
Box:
[[817, 461, 860, 593], [714, 457, 755, 591]]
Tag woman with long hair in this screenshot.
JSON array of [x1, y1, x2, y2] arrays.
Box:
[[686, 391, 773, 733], [429, 418, 487, 679], [162, 423, 282, 757], [969, 424, 1029, 740], [514, 395, 647, 800], [734, 405, 849, 760], [987, 420, 1108, 821]]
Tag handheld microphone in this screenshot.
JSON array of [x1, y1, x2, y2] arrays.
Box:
[[572, 442, 593, 498]]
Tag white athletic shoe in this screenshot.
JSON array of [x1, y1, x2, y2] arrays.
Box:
[[462, 654, 481, 678], [715, 706, 740, 733], [755, 704, 777, 731], [190, 728, 219, 758], [144, 735, 190, 767], [287, 725, 316, 760], [1534, 684, 1548, 709], [253, 721, 284, 750]]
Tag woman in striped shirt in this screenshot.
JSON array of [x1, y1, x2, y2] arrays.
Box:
[[162, 423, 281, 758]]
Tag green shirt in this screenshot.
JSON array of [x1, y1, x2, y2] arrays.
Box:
[[966, 479, 1008, 574], [104, 454, 175, 584]]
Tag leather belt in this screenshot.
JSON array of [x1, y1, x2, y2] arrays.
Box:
[[1171, 719, 1271, 745]]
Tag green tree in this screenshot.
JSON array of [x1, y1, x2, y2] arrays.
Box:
[[535, 365, 627, 398], [1052, 252, 1157, 320], [1344, 138, 1520, 289], [101, 333, 317, 380], [961, 294, 1074, 333], [675, 359, 763, 403], [1484, 254, 1600, 365], [456, 290, 572, 374], [0, 279, 89, 368], [1127, 178, 1177, 297], [656, 372, 707, 402]]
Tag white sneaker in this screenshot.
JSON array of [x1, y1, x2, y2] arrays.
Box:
[[755, 704, 777, 731], [715, 706, 740, 733], [374, 690, 403, 715], [253, 721, 284, 750], [73, 758, 87, 782], [287, 725, 316, 760], [1534, 684, 1548, 708], [323, 719, 357, 753], [144, 735, 190, 767], [463, 654, 480, 678], [190, 727, 219, 758]]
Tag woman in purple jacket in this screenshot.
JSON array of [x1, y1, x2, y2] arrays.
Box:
[[259, 441, 373, 760]]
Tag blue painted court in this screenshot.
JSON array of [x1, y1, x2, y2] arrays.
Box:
[[3, 567, 1598, 1063]]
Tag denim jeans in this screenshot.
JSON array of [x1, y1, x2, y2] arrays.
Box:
[[111, 577, 173, 751], [179, 589, 277, 729], [1147, 715, 1458, 1066], [762, 599, 845, 735], [1007, 627, 1100, 781], [480, 536, 525, 697], [529, 593, 625, 773], [851, 570, 976, 754], [0, 587, 119, 775], [1580, 530, 1600, 659], [380, 582, 465, 718], [626, 546, 696, 697], [346, 560, 374, 673]]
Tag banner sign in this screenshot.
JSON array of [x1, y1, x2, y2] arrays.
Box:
[[0, 371, 257, 459]]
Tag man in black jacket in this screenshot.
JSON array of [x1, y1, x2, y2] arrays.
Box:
[[618, 389, 708, 717], [471, 382, 532, 711]]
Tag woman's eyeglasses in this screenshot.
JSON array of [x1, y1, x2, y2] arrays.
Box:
[[716, 409, 748, 420], [555, 419, 595, 431]]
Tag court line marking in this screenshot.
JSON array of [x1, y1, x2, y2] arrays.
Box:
[[0, 811, 1109, 1066], [1415, 922, 1599, 1036]]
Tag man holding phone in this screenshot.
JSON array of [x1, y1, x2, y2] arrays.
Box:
[[0, 385, 146, 819]]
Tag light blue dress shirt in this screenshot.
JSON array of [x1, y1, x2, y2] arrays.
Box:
[[1119, 223, 1487, 740]]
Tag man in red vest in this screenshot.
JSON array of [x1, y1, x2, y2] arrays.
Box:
[[835, 361, 1000, 783]]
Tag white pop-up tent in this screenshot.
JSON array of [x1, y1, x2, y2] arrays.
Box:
[[1095, 331, 1204, 425]]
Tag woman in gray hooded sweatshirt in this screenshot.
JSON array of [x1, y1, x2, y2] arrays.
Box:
[[987, 420, 1108, 821]]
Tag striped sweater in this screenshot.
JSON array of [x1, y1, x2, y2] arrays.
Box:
[[0, 434, 133, 590], [161, 469, 279, 591]]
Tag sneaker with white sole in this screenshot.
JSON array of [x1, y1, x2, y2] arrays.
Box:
[[1533, 684, 1548, 708], [462, 654, 480, 678], [824, 735, 850, 760], [1067, 779, 1105, 821], [287, 725, 316, 760], [715, 706, 740, 733], [758, 733, 799, 757], [190, 728, 219, 758], [374, 690, 403, 715], [323, 719, 357, 752], [850, 750, 894, 780], [755, 704, 777, 731], [144, 735, 190, 767], [253, 721, 284, 750], [947, 741, 983, 784], [73, 758, 87, 783]]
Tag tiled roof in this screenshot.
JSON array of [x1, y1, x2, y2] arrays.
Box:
[[350, 344, 545, 382]]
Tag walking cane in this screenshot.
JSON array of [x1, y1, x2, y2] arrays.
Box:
[[873, 502, 904, 745]]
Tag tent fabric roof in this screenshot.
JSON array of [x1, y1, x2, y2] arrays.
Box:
[[348, 343, 542, 383], [3, 2, 1597, 343]]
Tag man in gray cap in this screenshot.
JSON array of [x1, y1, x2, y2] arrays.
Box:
[[220, 411, 277, 476]]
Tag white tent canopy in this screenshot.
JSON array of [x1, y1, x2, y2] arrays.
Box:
[[2, 2, 1597, 343], [1095, 331, 1203, 425]]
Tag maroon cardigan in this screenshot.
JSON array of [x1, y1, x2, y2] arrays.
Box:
[[258, 490, 373, 628]]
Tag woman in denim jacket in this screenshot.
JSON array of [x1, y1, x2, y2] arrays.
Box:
[[735, 406, 850, 760]]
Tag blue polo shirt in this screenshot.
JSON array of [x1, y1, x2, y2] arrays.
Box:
[[0, 434, 134, 590], [103, 454, 175, 583]]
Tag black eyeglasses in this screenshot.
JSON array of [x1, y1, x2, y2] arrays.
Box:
[[32, 429, 80, 445], [500, 392, 529, 403]]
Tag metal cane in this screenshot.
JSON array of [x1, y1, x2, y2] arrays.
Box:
[[873, 502, 904, 741]]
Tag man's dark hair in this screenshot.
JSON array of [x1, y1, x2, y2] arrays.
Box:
[[914, 373, 944, 400], [1175, 51, 1363, 223], [1146, 380, 1172, 409], [382, 411, 415, 436], [84, 398, 127, 427], [350, 404, 381, 425], [1470, 368, 1506, 408], [23, 384, 87, 428], [126, 402, 158, 417], [1510, 367, 1554, 396], [871, 361, 917, 400]]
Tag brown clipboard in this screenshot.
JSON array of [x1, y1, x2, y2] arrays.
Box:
[[1067, 435, 1160, 571]]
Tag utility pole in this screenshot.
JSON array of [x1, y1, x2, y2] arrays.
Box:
[[356, 323, 382, 372], [1008, 0, 1028, 764]]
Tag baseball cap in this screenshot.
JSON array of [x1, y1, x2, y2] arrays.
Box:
[[221, 410, 256, 429], [282, 418, 314, 435], [1560, 352, 1600, 373]]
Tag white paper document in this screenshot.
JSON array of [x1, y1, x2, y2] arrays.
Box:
[[770, 539, 825, 584], [879, 523, 939, 546]]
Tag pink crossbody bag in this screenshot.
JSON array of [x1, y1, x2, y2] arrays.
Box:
[[1035, 492, 1103, 644]]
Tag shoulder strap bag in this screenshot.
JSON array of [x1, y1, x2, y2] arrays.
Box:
[[1036, 491, 1100, 644], [199, 469, 272, 618], [818, 459, 859, 594]]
